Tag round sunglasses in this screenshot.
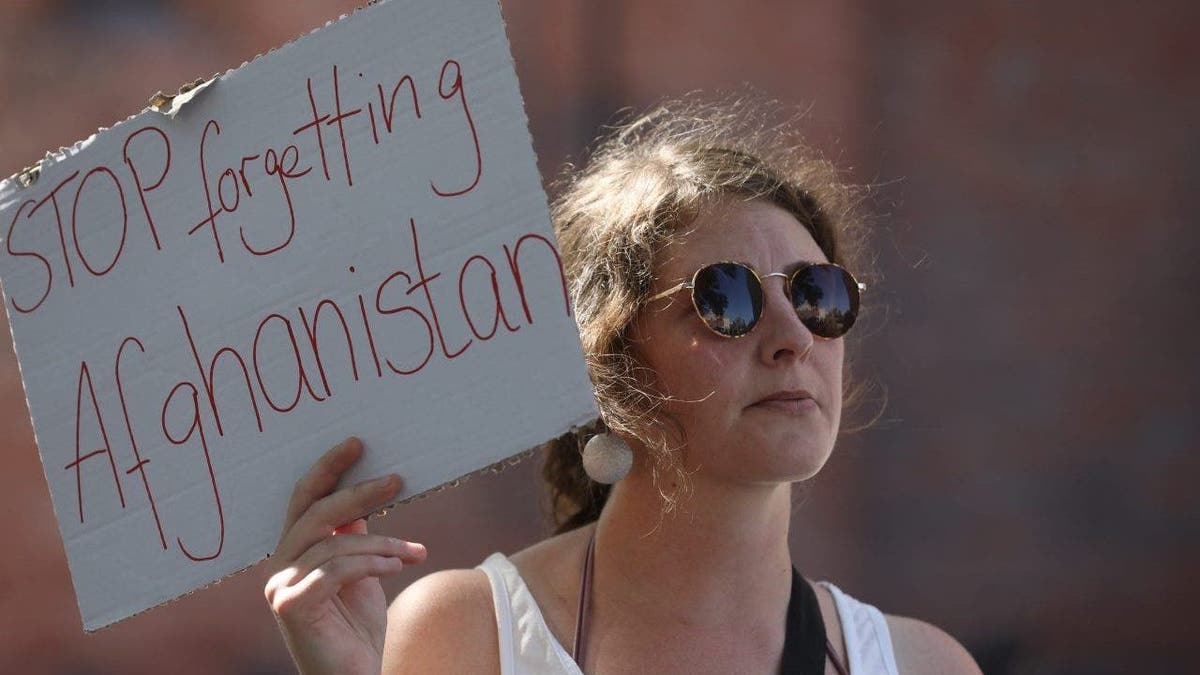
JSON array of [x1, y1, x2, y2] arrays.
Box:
[[646, 261, 866, 339]]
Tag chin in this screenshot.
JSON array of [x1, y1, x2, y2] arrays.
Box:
[[733, 440, 835, 484], [779, 453, 833, 482], [681, 417, 837, 483]]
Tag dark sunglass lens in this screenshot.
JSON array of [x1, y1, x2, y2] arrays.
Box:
[[693, 263, 762, 337], [790, 265, 860, 338]]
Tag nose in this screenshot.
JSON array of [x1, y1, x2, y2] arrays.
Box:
[[756, 275, 815, 365]]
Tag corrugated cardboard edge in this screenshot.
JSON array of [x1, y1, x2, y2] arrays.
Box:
[[1, 1, 380, 196]]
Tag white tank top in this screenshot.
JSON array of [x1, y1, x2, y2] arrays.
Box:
[[476, 552, 900, 675]]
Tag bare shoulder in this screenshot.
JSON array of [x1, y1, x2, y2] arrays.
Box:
[[507, 524, 592, 640], [884, 613, 983, 675], [381, 568, 499, 675]]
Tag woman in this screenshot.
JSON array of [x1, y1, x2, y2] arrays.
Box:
[[266, 97, 983, 674]]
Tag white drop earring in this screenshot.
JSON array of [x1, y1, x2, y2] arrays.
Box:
[[581, 432, 633, 484]]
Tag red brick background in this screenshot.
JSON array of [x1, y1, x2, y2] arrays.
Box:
[[1, 1, 1196, 673]]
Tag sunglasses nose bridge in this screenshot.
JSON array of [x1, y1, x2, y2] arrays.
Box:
[[758, 272, 794, 311], [756, 271, 818, 339]]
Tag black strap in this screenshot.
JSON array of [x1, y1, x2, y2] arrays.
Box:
[[783, 566, 849, 675]]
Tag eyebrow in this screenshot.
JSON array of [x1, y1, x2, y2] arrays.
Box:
[[781, 259, 824, 275]]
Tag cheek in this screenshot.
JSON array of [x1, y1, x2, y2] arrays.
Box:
[[630, 313, 743, 427], [823, 345, 846, 422], [654, 339, 740, 420]]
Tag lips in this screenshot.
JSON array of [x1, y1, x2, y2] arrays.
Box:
[[748, 389, 818, 413]]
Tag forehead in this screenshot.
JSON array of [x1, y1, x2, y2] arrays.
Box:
[[656, 199, 828, 280]]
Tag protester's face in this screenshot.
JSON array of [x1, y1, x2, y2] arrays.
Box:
[[631, 199, 844, 486]]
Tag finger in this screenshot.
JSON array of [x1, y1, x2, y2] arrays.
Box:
[[276, 473, 403, 561], [271, 555, 410, 614], [290, 534, 427, 579], [282, 437, 363, 536]]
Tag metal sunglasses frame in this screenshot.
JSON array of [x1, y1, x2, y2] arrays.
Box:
[[645, 260, 868, 339]]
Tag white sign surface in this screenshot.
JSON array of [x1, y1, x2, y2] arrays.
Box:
[[0, 0, 596, 630]]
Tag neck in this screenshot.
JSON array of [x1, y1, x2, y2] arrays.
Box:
[[592, 462, 794, 623]]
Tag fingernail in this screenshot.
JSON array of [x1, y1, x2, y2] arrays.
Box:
[[374, 474, 400, 491], [330, 437, 358, 458], [393, 539, 426, 556]]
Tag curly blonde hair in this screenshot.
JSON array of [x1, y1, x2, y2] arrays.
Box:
[[542, 94, 872, 532]]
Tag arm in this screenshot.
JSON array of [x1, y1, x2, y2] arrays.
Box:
[[381, 569, 501, 674], [886, 614, 984, 675]]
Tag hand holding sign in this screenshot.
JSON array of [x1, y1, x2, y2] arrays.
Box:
[[266, 437, 425, 675]]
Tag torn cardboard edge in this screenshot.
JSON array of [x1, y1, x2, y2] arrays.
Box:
[[373, 419, 601, 512], [13, 163, 40, 189], [147, 77, 216, 118], [2, 1, 383, 192], [81, 419, 597, 633]]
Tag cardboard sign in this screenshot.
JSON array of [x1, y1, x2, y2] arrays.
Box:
[[0, 0, 596, 630]]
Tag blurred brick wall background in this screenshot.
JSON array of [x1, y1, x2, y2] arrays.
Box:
[[1, 1, 1196, 673]]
